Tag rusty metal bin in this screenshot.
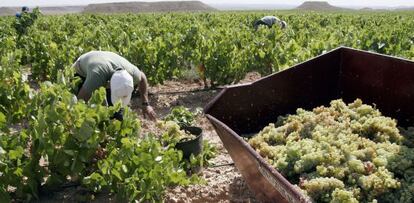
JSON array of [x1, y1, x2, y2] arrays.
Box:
[[204, 47, 414, 203]]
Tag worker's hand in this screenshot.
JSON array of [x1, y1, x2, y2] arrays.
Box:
[[142, 105, 157, 121]]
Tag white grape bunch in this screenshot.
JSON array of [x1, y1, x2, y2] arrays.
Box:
[[249, 99, 414, 203]]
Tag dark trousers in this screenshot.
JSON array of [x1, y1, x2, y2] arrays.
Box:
[[254, 20, 272, 30]]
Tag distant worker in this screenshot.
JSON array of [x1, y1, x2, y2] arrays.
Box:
[[254, 16, 287, 30], [72, 51, 157, 121], [14, 6, 41, 37], [22, 6, 29, 13], [15, 6, 29, 18]]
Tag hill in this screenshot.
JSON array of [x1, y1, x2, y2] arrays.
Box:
[[38, 6, 85, 14], [0, 6, 84, 16], [360, 7, 373, 11], [396, 6, 414, 11], [0, 1, 215, 16], [296, 1, 348, 11], [211, 3, 295, 10], [0, 7, 16, 16], [83, 1, 216, 13]]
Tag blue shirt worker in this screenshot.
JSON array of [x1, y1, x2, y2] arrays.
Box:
[[15, 6, 29, 18]]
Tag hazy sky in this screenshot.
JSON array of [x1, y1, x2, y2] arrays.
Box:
[[1, 0, 414, 7]]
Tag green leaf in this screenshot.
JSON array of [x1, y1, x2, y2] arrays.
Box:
[[63, 150, 75, 156], [8, 147, 24, 160], [0, 112, 6, 128], [258, 50, 266, 59], [74, 119, 95, 142], [111, 169, 122, 181]]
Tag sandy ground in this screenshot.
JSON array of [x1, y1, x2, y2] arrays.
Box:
[[138, 73, 261, 203], [36, 73, 262, 202]]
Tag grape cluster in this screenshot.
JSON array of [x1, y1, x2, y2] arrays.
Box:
[[157, 120, 196, 143], [249, 99, 414, 202]]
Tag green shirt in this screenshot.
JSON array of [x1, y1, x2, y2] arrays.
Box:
[[73, 51, 142, 95]]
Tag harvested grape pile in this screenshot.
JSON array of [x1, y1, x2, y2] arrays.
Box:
[[249, 99, 414, 203]]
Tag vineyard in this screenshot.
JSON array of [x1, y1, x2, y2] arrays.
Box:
[[1, 10, 414, 202]]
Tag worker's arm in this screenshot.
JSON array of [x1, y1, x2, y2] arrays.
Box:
[[138, 72, 156, 121], [77, 72, 104, 103], [77, 87, 92, 102]]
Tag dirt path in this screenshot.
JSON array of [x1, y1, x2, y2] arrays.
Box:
[[137, 73, 261, 203]]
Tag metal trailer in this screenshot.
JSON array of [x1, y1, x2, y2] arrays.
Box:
[[204, 47, 414, 203]]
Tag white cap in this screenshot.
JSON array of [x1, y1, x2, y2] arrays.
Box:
[[110, 70, 134, 107]]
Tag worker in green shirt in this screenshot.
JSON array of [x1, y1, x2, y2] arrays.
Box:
[[72, 51, 156, 121]]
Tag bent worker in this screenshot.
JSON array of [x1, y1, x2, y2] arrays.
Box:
[[72, 51, 156, 121], [254, 16, 287, 30]]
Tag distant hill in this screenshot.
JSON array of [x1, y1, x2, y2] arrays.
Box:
[[211, 3, 295, 10], [360, 7, 373, 11], [39, 6, 85, 14], [0, 6, 84, 16], [359, 7, 390, 12], [0, 7, 16, 16], [0, 1, 215, 16], [296, 1, 348, 11], [83, 1, 216, 13], [396, 6, 414, 11]]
